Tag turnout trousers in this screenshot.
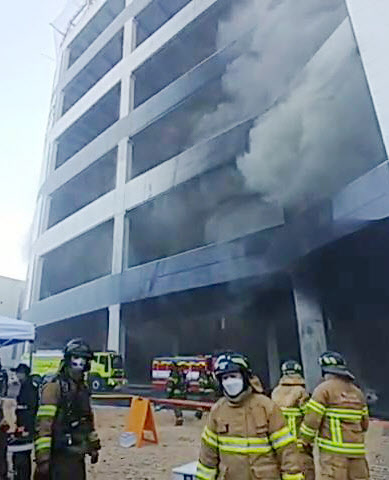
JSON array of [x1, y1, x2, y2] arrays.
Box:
[[13, 451, 32, 480], [320, 452, 369, 480], [50, 452, 86, 480]]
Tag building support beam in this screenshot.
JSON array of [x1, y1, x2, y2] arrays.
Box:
[[119, 318, 127, 359], [107, 16, 136, 355], [292, 271, 327, 392], [107, 304, 121, 352], [31, 257, 44, 305]]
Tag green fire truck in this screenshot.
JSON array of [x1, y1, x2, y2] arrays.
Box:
[[21, 350, 127, 392]]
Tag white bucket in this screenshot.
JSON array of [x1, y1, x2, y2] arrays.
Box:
[[119, 432, 137, 448]]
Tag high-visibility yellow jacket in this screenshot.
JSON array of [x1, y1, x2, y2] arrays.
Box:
[[272, 374, 309, 440], [299, 376, 369, 457], [196, 390, 303, 480]]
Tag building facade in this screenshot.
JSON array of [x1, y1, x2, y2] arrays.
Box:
[[23, 0, 389, 413]]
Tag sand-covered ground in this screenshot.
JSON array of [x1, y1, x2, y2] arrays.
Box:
[[87, 407, 204, 479], [3, 399, 388, 479]]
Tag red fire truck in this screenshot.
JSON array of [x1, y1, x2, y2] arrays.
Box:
[[151, 355, 214, 392]]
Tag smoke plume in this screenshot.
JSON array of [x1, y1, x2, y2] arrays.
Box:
[[238, 20, 385, 206], [194, 0, 347, 141], [196, 0, 386, 207]]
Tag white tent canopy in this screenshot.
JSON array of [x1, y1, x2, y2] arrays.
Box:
[[0, 316, 35, 347]]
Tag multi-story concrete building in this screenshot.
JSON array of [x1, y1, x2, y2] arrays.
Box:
[[23, 0, 389, 413]]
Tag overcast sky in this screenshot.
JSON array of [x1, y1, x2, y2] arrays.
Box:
[[0, 0, 67, 280]]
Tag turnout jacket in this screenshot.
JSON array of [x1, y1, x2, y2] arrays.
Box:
[[272, 374, 309, 439], [166, 371, 187, 399], [196, 389, 303, 480], [299, 376, 369, 457], [34, 372, 100, 465]]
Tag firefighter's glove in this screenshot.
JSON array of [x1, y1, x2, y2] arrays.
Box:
[[88, 431, 101, 451], [90, 450, 99, 464]]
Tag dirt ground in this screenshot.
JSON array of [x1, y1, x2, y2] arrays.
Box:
[[4, 400, 388, 479], [87, 407, 204, 480], [87, 407, 388, 480]]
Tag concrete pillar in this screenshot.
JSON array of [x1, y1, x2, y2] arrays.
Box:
[[39, 196, 52, 235], [292, 272, 327, 392], [111, 214, 125, 274], [120, 76, 132, 118], [31, 257, 44, 304], [119, 319, 127, 358], [122, 206, 131, 270], [111, 137, 130, 274], [107, 15, 135, 353], [52, 47, 70, 123], [267, 320, 280, 389], [109, 139, 127, 348], [123, 17, 136, 58], [107, 16, 136, 354], [107, 304, 121, 352]]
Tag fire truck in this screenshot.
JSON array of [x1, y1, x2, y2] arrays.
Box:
[[151, 355, 214, 392]]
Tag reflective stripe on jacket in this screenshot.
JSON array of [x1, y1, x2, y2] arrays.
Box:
[[34, 373, 99, 464], [272, 374, 309, 440], [299, 376, 369, 457], [196, 390, 303, 480], [166, 372, 187, 399]]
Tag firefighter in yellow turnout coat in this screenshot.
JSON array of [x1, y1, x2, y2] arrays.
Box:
[[196, 353, 303, 480], [272, 360, 315, 480], [299, 351, 369, 480]]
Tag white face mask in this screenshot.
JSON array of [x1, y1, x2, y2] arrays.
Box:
[[70, 356, 87, 371], [222, 377, 244, 397]]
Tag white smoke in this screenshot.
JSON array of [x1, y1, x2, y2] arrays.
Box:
[[238, 20, 385, 206], [194, 0, 386, 207], [194, 0, 347, 141]]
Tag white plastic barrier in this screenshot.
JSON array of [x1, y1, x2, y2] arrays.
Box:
[[172, 461, 197, 480]]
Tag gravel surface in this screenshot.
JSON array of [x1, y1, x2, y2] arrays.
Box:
[[87, 407, 204, 480]]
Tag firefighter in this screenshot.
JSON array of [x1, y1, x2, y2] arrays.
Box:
[[272, 360, 315, 480], [196, 352, 303, 480], [299, 351, 370, 480], [196, 366, 218, 420], [166, 362, 188, 426], [11, 363, 39, 480], [0, 360, 8, 397], [34, 339, 101, 480], [198, 367, 218, 399]]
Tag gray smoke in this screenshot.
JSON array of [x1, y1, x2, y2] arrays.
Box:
[[195, 0, 386, 207], [238, 20, 385, 206], [194, 0, 347, 141]]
